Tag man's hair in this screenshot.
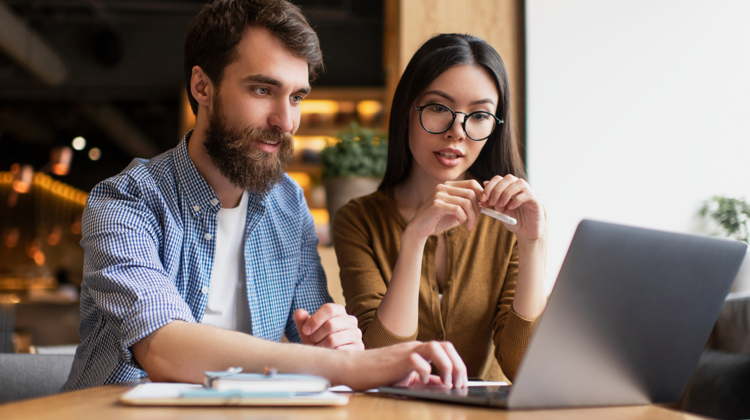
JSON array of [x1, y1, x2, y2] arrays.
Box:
[[184, 0, 323, 115]]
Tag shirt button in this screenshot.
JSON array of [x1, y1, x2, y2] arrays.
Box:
[[432, 286, 436, 291], [201, 286, 209, 295], [447, 281, 452, 286], [439, 333, 445, 340], [193, 205, 201, 212], [447, 230, 453, 236], [210, 198, 219, 206], [204, 233, 213, 240]]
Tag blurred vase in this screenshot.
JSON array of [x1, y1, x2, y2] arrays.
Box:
[[323, 177, 380, 227]]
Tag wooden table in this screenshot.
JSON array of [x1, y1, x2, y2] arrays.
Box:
[[0, 382, 707, 420]]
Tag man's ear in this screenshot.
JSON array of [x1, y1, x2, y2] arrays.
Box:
[[190, 66, 213, 110]]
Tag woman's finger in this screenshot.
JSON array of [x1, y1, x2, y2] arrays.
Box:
[[436, 194, 477, 230], [484, 175, 518, 206], [496, 179, 527, 209]]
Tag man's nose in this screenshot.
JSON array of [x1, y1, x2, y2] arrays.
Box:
[[268, 100, 295, 133]]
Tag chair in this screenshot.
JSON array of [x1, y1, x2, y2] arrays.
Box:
[[0, 354, 75, 403], [681, 292, 750, 419]]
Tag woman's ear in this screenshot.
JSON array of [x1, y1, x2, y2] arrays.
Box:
[[190, 66, 212, 109]]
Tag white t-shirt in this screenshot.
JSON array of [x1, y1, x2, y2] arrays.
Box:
[[201, 191, 252, 333]]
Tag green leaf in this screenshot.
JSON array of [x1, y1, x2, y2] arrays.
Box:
[[319, 122, 388, 178]]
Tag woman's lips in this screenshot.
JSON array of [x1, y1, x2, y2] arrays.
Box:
[[434, 151, 462, 167]]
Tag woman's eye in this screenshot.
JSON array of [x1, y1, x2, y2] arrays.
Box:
[[427, 104, 449, 113], [471, 112, 491, 121]]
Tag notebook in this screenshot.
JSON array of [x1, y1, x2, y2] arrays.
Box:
[[379, 219, 748, 409], [120, 383, 349, 406], [120, 369, 346, 406]]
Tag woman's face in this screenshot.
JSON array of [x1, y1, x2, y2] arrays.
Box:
[[408, 64, 500, 183]]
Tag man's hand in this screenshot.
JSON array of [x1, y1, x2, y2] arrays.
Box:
[[294, 303, 364, 351], [342, 341, 468, 391]]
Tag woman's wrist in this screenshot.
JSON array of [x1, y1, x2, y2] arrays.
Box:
[[516, 233, 547, 256], [402, 224, 430, 247]]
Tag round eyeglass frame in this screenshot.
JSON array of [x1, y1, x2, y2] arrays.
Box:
[[413, 103, 504, 141]]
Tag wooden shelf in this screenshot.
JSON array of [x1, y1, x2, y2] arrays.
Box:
[[286, 163, 322, 176], [306, 86, 386, 102]]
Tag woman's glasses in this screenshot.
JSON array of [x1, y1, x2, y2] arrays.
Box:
[[413, 103, 503, 141]]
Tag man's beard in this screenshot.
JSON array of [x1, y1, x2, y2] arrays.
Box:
[[203, 100, 294, 194]]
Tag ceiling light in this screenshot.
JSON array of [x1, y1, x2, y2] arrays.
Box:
[[50, 146, 72, 175], [72, 136, 86, 150], [88, 147, 101, 161]]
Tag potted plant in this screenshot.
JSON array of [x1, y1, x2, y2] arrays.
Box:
[[699, 196, 750, 243], [699, 196, 750, 292], [319, 122, 388, 227]]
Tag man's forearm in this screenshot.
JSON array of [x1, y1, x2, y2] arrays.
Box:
[[133, 319, 469, 390], [132, 320, 347, 385]]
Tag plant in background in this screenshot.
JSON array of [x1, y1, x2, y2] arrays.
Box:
[[319, 122, 388, 179], [699, 196, 750, 244]]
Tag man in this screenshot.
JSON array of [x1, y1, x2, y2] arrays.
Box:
[[63, 0, 466, 392]]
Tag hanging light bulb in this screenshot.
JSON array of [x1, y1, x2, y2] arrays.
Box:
[[88, 147, 101, 161], [72, 136, 86, 150], [11, 163, 33, 193], [50, 146, 73, 175]]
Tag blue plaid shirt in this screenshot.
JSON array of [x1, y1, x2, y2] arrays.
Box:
[[63, 133, 331, 391]]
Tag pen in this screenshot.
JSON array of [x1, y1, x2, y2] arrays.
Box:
[[480, 207, 517, 225]]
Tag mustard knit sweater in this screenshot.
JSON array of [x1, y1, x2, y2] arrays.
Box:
[[332, 189, 539, 382]]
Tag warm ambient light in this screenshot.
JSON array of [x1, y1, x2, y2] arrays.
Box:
[[0, 294, 21, 304], [356, 100, 383, 117], [33, 250, 46, 266], [11, 164, 33, 193], [72, 136, 86, 150], [88, 147, 102, 161], [309, 209, 329, 225], [50, 146, 73, 176], [287, 172, 311, 188], [47, 226, 62, 246], [3, 228, 19, 248], [293, 136, 335, 152], [301, 100, 339, 115]]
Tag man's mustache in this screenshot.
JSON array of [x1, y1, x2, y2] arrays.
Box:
[[244, 126, 294, 147]]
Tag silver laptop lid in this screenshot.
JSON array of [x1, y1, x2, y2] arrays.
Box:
[[508, 219, 747, 409]]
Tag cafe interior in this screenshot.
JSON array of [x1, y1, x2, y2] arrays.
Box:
[[1, 1, 750, 419]]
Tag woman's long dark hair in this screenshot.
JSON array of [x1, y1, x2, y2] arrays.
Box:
[[379, 33, 526, 190]]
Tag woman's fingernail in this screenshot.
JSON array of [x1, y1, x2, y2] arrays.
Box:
[[481, 194, 486, 201]]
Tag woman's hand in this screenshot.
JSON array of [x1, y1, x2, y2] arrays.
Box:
[[481, 175, 545, 242], [403, 180, 485, 241]]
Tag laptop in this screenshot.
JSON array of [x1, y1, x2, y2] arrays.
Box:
[[379, 219, 747, 409]]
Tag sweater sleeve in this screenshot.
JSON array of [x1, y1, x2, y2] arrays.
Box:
[[492, 242, 540, 381], [332, 200, 418, 348]]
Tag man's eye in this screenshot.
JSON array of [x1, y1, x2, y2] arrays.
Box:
[[291, 95, 304, 104], [253, 87, 270, 95]]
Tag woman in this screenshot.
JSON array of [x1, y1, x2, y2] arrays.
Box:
[[332, 33, 547, 383]]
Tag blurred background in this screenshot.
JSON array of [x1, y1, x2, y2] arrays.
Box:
[[2, 0, 749, 359], [0, 0, 524, 353]]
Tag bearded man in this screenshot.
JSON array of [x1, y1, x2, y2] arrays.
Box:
[[63, 0, 466, 392]]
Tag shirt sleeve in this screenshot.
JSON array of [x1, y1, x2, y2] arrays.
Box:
[[81, 175, 196, 364], [333, 201, 418, 348], [492, 242, 540, 382], [284, 191, 332, 343]]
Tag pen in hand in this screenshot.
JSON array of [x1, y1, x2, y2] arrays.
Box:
[[480, 207, 517, 225]]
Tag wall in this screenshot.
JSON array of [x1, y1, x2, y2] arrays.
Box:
[[526, 0, 750, 291]]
